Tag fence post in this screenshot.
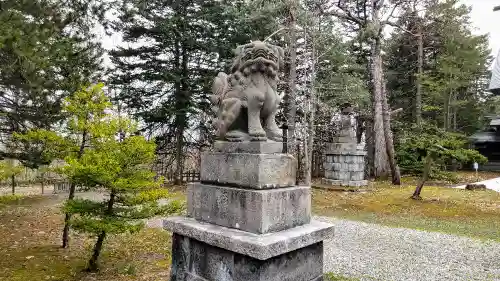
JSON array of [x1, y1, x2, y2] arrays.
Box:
[[296, 143, 301, 185], [281, 124, 288, 153]]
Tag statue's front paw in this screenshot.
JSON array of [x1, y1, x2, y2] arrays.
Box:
[[226, 130, 248, 142], [249, 128, 267, 141]]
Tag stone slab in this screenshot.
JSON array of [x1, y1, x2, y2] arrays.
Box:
[[170, 233, 324, 281], [325, 150, 367, 156], [188, 183, 311, 234], [200, 152, 296, 189], [213, 141, 284, 154], [163, 216, 334, 260], [331, 136, 356, 143], [321, 178, 368, 187], [324, 143, 358, 153]]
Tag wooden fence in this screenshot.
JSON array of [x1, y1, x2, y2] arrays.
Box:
[[163, 170, 201, 184]]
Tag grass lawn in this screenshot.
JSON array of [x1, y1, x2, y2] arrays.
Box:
[[0, 195, 172, 281], [313, 175, 500, 242]]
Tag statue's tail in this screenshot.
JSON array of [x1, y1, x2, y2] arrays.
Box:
[[216, 98, 241, 137], [210, 72, 229, 106]]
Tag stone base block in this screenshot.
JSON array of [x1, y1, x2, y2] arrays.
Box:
[[163, 217, 334, 260], [324, 143, 357, 153], [188, 183, 311, 234], [324, 163, 364, 173], [331, 136, 356, 143], [321, 178, 368, 187], [213, 141, 284, 154], [325, 154, 366, 164], [170, 233, 324, 281], [324, 170, 365, 181], [200, 152, 296, 189]]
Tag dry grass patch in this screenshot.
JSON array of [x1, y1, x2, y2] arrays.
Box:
[[0, 195, 172, 281], [313, 181, 500, 241]]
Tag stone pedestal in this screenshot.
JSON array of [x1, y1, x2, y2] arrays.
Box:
[[322, 114, 367, 187], [164, 141, 334, 281]]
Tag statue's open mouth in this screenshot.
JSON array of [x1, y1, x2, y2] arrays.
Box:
[[242, 49, 278, 64], [240, 49, 279, 74]]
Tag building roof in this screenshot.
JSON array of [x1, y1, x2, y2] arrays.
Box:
[[470, 131, 500, 143], [490, 50, 500, 95], [491, 118, 500, 126]]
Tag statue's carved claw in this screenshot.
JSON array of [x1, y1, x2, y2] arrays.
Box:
[[249, 128, 267, 142], [250, 136, 268, 141], [226, 130, 248, 142]]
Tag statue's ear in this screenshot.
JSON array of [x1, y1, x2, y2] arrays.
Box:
[[231, 45, 244, 73]]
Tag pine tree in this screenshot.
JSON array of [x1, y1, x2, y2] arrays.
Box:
[[387, 0, 491, 135], [0, 0, 104, 160], [110, 0, 274, 184], [63, 118, 183, 272], [15, 84, 119, 248], [17, 83, 183, 270], [326, 0, 402, 183]]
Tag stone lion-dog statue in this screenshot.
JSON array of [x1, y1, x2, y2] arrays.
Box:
[[211, 41, 284, 142]]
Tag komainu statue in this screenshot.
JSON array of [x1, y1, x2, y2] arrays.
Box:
[[211, 41, 284, 142]]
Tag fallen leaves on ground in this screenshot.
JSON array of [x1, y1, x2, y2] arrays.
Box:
[[0, 195, 172, 281]]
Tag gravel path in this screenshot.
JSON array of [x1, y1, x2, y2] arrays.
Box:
[[316, 217, 500, 281], [148, 215, 500, 280]]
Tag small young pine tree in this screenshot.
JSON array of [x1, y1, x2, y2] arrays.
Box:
[[398, 125, 487, 200], [60, 95, 183, 272], [14, 83, 113, 248], [15, 83, 183, 270]]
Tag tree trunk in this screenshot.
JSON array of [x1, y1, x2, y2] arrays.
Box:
[[87, 231, 106, 272], [452, 93, 458, 131], [416, 32, 423, 126], [173, 21, 189, 186], [412, 153, 432, 200], [444, 83, 453, 131], [87, 191, 116, 272], [381, 77, 401, 185], [365, 119, 374, 178], [371, 38, 390, 179], [286, 0, 297, 157], [174, 125, 185, 185], [304, 19, 317, 186], [62, 130, 87, 248], [10, 174, 15, 195]]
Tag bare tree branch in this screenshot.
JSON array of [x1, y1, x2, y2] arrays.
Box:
[[382, 0, 402, 23], [384, 20, 418, 36], [324, 2, 364, 26], [264, 27, 288, 42]]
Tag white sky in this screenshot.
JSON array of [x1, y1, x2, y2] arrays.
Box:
[[99, 1, 500, 66], [461, 0, 500, 58]]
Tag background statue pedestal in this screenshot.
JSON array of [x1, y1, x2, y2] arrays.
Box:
[[164, 141, 334, 281], [321, 148, 368, 187], [322, 112, 368, 187]]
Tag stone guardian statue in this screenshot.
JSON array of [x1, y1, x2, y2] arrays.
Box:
[[210, 41, 284, 142]]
